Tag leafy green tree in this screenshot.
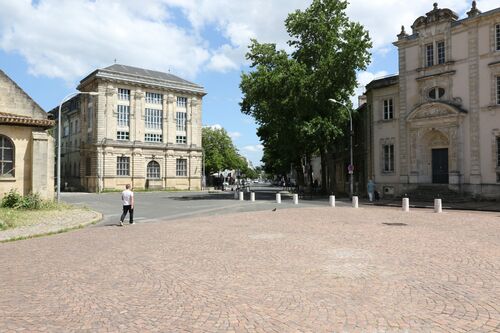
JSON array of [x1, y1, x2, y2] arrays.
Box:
[[202, 127, 242, 176], [240, 0, 371, 191]]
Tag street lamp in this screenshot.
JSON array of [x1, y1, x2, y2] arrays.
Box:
[[329, 98, 353, 199], [57, 91, 99, 202]]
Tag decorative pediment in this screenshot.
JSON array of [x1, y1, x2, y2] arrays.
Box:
[[411, 3, 458, 32], [407, 102, 465, 121]]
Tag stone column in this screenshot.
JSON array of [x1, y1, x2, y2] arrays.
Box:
[[398, 42, 409, 185], [167, 94, 176, 144], [31, 131, 50, 199], [105, 85, 116, 140], [468, 24, 481, 188], [133, 90, 144, 143]]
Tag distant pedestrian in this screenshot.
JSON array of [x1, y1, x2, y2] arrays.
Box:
[[367, 179, 375, 202], [119, 184, 134, 226]]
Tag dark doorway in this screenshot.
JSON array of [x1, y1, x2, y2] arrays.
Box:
[[432, 148, 449, 184]]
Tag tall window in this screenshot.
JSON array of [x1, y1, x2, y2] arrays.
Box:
[[176, 111, 187, 131], [383, 144, 395, 173], [117, 105, 130, 127], [0, 135, 14, 177], [497, 76, 500, 105], [437, 41, 445, 64], [426, 44, 434, 67], [497, 137, 500, 167], [87, 99, 93, 129], [176, 159, 187, 176], [118, 88, 130, 101], [85, 157, 91, 176], [383, 99, 393, 120], [117, 156, 130, 176], [145, 108, 162, 130], [496, 24, 500, 51], [146, 92, 162, 104], [177, 97, 187, 108], [147, 161, 160, 179]]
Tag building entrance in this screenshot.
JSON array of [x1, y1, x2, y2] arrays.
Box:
[[432, 148, 449, 184]]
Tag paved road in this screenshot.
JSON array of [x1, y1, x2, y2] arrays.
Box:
[[0, 205, 498, 332], [62, 186, 346, 226]]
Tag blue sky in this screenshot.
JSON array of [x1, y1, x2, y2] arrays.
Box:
[[0, 0, 497, 166]]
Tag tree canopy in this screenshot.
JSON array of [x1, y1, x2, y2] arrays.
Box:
[[240, 0, 372, 188], [202, 127, 243, 175]]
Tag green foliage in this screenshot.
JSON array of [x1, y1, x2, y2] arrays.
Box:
[[16, 193, 42, 210], [240, 0, 372, 184], [202, 127, 244, 175], [1, 189, 22, 208]]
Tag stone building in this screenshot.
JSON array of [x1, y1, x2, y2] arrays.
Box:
[[54, 64, 205, 192], [365, 2, 500, 198], [0, 70, 55, 199]]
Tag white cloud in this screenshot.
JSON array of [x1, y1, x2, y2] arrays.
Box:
[[351, 70, 390, 106], [205, 124, 222, 130], [228, 131, 242, 139], [242, 144, 264, 152]]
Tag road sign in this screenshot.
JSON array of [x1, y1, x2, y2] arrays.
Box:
[[348, 164, 354, 174]]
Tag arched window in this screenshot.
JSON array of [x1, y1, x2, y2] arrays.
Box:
[[428, 87, 445, 100], [147, 160, 160, 179], [0, 135, 14, 177]]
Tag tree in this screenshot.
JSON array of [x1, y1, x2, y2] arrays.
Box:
[[240, 0, 371, 191], [202, 127, 242, 176]]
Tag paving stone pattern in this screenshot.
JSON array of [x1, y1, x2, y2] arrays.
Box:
[[0, 206, 499, 332]]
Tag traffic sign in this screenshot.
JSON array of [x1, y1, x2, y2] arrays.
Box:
[[348, 164, 354, 174]]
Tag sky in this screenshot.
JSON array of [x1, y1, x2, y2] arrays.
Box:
[[0, 0, 498, 166]]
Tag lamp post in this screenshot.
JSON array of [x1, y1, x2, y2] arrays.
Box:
[[329, 98, 353, 199], [57, 91, 99, 202]]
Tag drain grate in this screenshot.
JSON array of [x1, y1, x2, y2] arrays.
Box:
[[382, 222, 408, 226]]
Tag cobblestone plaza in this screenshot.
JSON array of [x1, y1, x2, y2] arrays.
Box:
[[1, 206, 499, 332]]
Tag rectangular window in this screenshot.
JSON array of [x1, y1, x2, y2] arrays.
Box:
[[383, 99, 393, 120], [176, 159, 187, 177], [146, 92, 162, 104], [176, 111, 187, 131], [145, 133, 162, 142], [497, 137, 500, 167], [383, 144, 395, 172], [117, 131, 129, 141], [118, 88, 130, 101], [437, 41, 445, 64], [117, 105, 130, 128], [145, 108, 162, 130], [63, 122, 69, 137], [0, 136, 14, 177], [117, 156, 130, 176], [496, 24, 500, 51], [426, 44, 434, 67], [87, 99, 93, 129], [176, 135, 187, 144], [177, 97, 187, 108], [497, 76, 500, 105]]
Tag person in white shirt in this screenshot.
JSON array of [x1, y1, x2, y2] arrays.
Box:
[[119, 184, 134, 226]]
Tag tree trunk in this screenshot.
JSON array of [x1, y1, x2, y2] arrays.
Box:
[[320, 147, 328, 194]]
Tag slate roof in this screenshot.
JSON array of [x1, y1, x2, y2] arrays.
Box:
[[79, 64, 205, 95]]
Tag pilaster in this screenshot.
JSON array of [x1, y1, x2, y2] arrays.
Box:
[[468, 24, 482, 185]]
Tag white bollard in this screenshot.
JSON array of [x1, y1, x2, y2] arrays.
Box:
[[276, 193, 281, 204], [250, 192, 255, 202], [329, 195, 336, 207], [293, 193, 299, 205], [434, 198, 442, 213], [352, 196, 359, 208], [402, 197, 410, 212], [239, 191, 244, 201]]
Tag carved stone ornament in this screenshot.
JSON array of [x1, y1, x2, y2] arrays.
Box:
[[413, 107, 450, 119], [466, 1, 481, 18], [411, 3, 458, 31]]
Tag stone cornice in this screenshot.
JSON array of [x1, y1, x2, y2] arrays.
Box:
[[415, 69, 456, 81], [92, 139, 203, 152]]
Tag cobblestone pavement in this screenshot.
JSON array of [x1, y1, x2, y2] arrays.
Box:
[[0, 206, 499, 332]]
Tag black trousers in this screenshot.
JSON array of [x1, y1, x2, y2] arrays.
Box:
[[120, 205, 134, 223]]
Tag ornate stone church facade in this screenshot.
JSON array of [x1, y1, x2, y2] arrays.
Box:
[[365, 2, 500, 198]]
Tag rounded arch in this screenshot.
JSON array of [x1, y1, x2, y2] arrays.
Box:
[[0, 134, 15, 177], [146, 160, 160, 179], [422, 129, 450, 148]]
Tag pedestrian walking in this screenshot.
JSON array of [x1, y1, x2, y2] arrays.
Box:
[[119, 184, 134, 226], [367, 179, 375, 202]]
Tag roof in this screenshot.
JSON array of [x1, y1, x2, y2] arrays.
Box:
[[79, 64, 206, 95], [365, 75, 399, 91], [0, 112, 54, 128]]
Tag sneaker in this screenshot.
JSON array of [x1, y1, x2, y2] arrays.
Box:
[[119, 221, 124, 226], [129, 222, 135, 225]]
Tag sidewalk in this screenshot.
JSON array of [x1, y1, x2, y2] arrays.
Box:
[[0, 208, 102, 242]]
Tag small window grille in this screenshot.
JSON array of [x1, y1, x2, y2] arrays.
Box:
[[146, 92, 163, 104], [176, 135, 187, 144], [118, 88, 130, 101], [426, 44, 434, 67], [176, 159, 187, 177], [117, 131, 129, 140], [145, 133, 162, 142], [177, 97, 187, 108], [147, 161, 161, 179], [437, 41, 445, 64], [117, 156, 130, 176]]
